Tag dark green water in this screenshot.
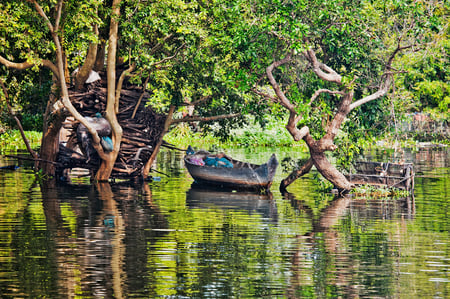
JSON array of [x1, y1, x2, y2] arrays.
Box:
[[0, 146, 448, 298]]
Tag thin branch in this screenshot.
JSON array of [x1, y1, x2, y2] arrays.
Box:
[[149, 34, 175, 55], [350, 39, 412, 111], [31, 0, 54, 32], [0, 55, 60, 81], [310, 88, 345, 103], [349, 74, 393, 110], [251, 87, 278, 102], [171, 112, 241, 124], [187, 95, 212, 107], [266, 52, 297, 113], [152, 43, 186, 67], [131, 75, 150, 119], [0, 80, 39, 159], [115, 62, 136, 114], [142, 105, 176, 178], [54, 0, 63, 31]]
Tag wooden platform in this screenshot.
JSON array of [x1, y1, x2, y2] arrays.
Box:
[[345, 161, 414, 191]]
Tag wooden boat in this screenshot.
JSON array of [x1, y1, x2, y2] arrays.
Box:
[[345, 161, 414, 191], [184, 148, 278, 191]]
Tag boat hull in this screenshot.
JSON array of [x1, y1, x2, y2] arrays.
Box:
[[184, 153, 278, 191]]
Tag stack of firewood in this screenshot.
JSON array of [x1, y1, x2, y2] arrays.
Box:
[[57, 81, 167, 180]]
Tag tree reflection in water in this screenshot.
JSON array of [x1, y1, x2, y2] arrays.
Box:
[[40, 180, 168, 298], [4, 145, 445, 298], [284, 191, 415, 298]]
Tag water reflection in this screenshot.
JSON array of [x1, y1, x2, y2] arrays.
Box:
[[0, 146, 448, 298], [283, 190, 419, 298], [38, 181, 168, 298], [186, 185, 278, 223]]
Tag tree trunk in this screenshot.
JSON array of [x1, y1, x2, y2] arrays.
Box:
[[93, 41, 106, 72], [280, 158, 314, 192], [38, 79, 65, 176], [142, 105, 175, 178], [309, 148, 353, 191], [94, 0, 122, 181], [39, 121, 62, 176], [280, 92, 355, 191]]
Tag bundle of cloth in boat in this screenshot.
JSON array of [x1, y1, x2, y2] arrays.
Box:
[[186, 146, 233, 168], [204, 155, 233, 168]]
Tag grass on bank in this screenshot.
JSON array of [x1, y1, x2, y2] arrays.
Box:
[[0, 130, 41, 153], [164, 116, 296, 149], [1, 113, 447, 154]]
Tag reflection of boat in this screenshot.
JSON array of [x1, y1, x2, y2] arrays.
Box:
[[345, 161, 414, 191], [186, 186, 277, 221], [184, 148, 278, 191]]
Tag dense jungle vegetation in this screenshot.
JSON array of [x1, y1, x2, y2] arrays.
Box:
[[0, 0, 448, 187]]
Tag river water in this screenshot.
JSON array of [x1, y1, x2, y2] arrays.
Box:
[[0, 145, 448, 298]]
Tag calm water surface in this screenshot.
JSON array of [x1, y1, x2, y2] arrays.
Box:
[[0, 146, 448, 298]]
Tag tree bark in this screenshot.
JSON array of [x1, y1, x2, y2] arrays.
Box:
[[95, 0, 122, 181], [93, 41, 106, 72], [280, 158, 314, 192], [142, 105, 175, 179], [74, 39, 98, 90]]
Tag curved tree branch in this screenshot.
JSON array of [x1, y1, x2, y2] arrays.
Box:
[[311, 88, 345, 103], [349, 74, 393, 111], [185, 95, 212, 107], [32, 0, 54, 32], [305, 49, 342, 84], [266, 53, 311, 142], [54, 0, 63, 32], [115, 62, 136, 114], [131, 75, 150, 119], [0, 55, 60, 81], [142, 105, 176, 178], [350, 38, 415, 111], [280, 158, 314, 192], [266, 52, 296, 113]]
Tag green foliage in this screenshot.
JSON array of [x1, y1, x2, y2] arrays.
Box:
[[166, 115, 298, 148], [227, 115, 293, 146], [0, 0, 448, 159], [352, 186, 412, 199], [392, 8, 449, 118], [332, 119, 374, 172], [164, 123, 219, 149], [0, 130, 41, 153]]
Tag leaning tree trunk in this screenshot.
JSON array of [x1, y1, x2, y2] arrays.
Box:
[[305, 91, 355, 191]]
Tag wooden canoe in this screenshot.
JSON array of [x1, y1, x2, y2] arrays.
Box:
[[345, 161, 414, 191], [184, 150, 278, 191]]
